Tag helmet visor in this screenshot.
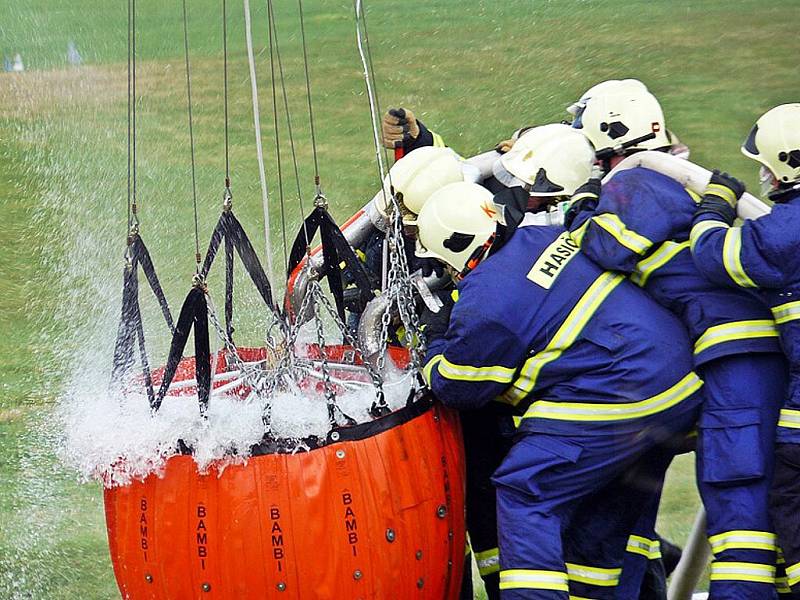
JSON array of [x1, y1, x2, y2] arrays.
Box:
[[743, 124, 760, 156]]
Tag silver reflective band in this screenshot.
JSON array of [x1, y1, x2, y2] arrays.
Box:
[[690, 220, 727, 251], [499, 569, 569, 591], [523, 372, 702, 422], [501, 272, 624, 405], [626, 535, 662, 559], [710, 561, 775, 583], [476, 552, 500, 575], [772, 301, 800, 325], [565, 562, 621, 586], [708, 530, 777, 555], [778, 409, 800, 429], [787, 561, 800, 586], [693, 320, 778, 355]]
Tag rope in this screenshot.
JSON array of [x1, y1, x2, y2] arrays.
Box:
[[181, 0, 201, 267], [297, 0, 321, 195], [242, 0, 275, 282]]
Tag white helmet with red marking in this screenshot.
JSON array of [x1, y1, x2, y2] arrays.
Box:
[[413, 182, 497, 273]]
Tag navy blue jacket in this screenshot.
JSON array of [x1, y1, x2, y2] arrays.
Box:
[[691, 190, 800, 442], [424, 223, 703, 437], [568, 167, 780, 366]]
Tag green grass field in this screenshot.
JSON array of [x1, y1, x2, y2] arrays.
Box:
[[1, 0, 799, 597]]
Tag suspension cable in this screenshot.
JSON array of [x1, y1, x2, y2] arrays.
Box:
[[126, 0, 132, 236], [296, 0, 321, 196], [221, 0, 231, 195], [360, 1, 394, 186], [181, 0, 201, 268], [266, 0, 289, 272], [127, 0, 140, 238], [242, 0, 275, 282], [267, 0, 311, 250]]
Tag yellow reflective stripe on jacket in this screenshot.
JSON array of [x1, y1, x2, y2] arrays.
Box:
[[499, 569, 569, 592], [475, 547, 500, 576], [709, 530, 778, 555], [436, 356, 516, 383], [631, 241, 689, 287], [423, 354, 443, 385], [565, 562, 621, 587], [693, 320, 779, 356], [522, 371, 702, 422], [777, 574, 792, 594], [570, 219, 591, 247], [723, 228, 758, 288], [686, 187, 702, 203], [772, 300, 800, 325], [626, 535, 662, 559], [591, 214, 653, 255], [710, 561, 776, 584], [778, 409, 800, 429], [500, 272, 624, 405], [786, 561, 800, 587], [690, 220, 728, 251], [707, 183, 738, 207], [431, 131, 446, 147]]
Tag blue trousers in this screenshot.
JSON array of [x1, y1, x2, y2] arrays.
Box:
[[493, 403, 699, 600], [697, 353, 788, 600]]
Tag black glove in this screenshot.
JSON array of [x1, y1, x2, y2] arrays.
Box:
[[564, 177, 601, 229], [419, 257, 445, 279], [419, 289, 456, 343], [694, 170, 745, 226]]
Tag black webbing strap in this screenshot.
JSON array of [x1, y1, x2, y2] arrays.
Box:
[[152, 286, 211, 414], [200, 211, 276, 314], [111, 235, 174, 400], [132, 235, 175, 333], [224, 234, 234, 339], [286, 206, 374, 322]]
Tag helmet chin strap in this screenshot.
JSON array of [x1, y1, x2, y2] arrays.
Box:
[[768, 181, 800, 203], [456, 232, 496, 281]]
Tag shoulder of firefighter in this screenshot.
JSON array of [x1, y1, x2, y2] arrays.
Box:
[[691, 189, 800, 291], [423, 224, 702, 436], [568, 166, 781, 365], [567, 167, 697, 273]]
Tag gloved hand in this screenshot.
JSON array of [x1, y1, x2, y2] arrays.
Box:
[[695, 170, 745, 226], [564, 177, 602, 229], [419, 289, 457, 343], [382, 107, 420, 149], [494, 137, 515, 154], [419, 257, 445, 279]]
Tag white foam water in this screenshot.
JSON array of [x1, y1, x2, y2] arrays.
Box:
[[59, 358, 415, 487]]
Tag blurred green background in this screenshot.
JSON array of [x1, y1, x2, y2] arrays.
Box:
[[1, 0, 798, 597]]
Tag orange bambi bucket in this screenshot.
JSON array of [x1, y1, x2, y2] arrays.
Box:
[[103, 347, 467, 599]]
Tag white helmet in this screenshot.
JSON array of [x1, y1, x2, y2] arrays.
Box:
[[566, 78, 648, 116], [414, 182, 497, 273], [571, 80, 671, 153], [742, 103, 800, 186], [380, 146, 464, 222], [500, 124, 595, 196]]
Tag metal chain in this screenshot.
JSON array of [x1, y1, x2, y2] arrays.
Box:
[[309, 280, 356, 427], [310, 280, 388, 413]]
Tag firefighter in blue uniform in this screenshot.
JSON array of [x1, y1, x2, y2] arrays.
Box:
[[563, 81, 788, 599], [690, 103, 800, 597], [414, 124, 703, 600]]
